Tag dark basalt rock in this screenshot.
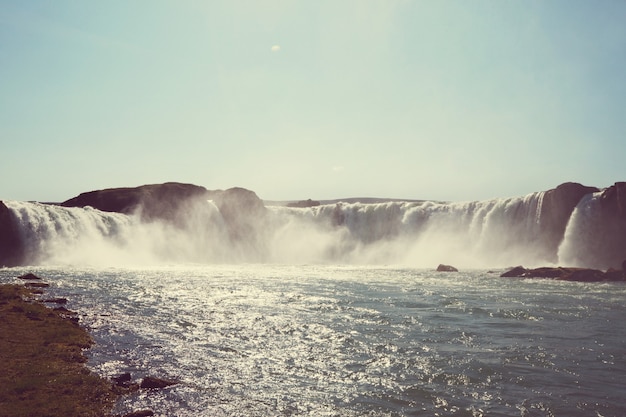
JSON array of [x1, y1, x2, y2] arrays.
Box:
[[436, 264, 458, 272], [111, 372, 141, 394], [563, 269, 607, 282], [288, 199, 321, 208], [43, 297, 68, 305], [0, 201, 24, 267], [140, 376, 178, 389], [24, 282, 50, 288], [535, 182, 599, 263], [605, 268, 626, 281], [519, 267, 569, 278], [208, 187, 269, 258], [209, 187, 267, 226], [121, 410, 154, 417], [112, 372, 132, 386], [558, 182, 626, 270], [500, 266, 527, 277], [500, 266, 626, 282], [53, 306, 80, 324], [18, 273, 42, 280], [593, 182, 626, 269], [61, 182, 209, 222], [599, 181, 626, 219]]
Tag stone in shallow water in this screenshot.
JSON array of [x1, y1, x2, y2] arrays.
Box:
[[112, 372, 132, 386], [122, 410, 154, 417], [436, 264, 458, 272], [43, 297, 68, 304], [140, 376, 178, 389], [18, 272, 42, 280], [24, 281, 50, 288]]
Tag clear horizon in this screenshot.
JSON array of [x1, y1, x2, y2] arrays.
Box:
[[1, 1, 625, 203], [1, 180, 618, 205]]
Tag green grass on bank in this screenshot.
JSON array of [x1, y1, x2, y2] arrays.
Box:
[[0, 284, 117, 417]]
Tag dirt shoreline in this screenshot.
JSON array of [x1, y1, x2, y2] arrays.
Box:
[[0, 283, 118, 417]]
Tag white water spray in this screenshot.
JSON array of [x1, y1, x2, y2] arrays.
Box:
[[4, 189, 603, 268]]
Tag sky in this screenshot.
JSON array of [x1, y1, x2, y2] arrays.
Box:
[[1, 1, 625, 203]]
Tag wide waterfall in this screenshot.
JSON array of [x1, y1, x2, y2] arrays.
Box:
[[266, 192, 550, 267], [4, 200, 234, 266], [5, 186, 614, 269]]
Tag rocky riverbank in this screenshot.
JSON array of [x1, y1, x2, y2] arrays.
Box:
[[0, 282, 116, 417], [0, 275, 175, 417]]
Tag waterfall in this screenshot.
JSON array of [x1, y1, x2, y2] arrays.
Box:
[[265, 191, 552, 267], [6, 201, 136, 265], [558, 192, 626, 269], [4, 200, 233, 266], [4, 187, 615, 268]]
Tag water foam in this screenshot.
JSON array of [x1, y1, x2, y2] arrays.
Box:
[[5, 200, 233, 266], [4, 189, 599, 268]]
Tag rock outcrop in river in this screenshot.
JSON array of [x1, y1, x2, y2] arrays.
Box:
[[500, 266, 625, 282]]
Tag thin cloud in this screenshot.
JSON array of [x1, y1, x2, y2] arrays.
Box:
[[271, 45, 281, 52]]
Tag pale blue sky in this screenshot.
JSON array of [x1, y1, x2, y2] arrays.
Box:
[[1, 1, 625, 202]]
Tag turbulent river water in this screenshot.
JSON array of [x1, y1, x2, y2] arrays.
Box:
[[2, 265, 625, 417]]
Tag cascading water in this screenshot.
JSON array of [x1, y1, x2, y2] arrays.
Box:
[[558, 192, 626, 269], [3, 188, 610, 268], [6, 201, 135, 265], [4, 200, 233, 265], [267, 191, 551, 267]]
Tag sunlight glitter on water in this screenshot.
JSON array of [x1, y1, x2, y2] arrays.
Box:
[[2, 265, 625, 416]]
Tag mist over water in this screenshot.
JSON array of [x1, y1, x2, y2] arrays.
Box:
[[2, 189, 613, 269]]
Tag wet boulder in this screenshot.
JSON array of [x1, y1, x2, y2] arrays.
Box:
[[436, 264, 458, 272], [122, 410, 154, 417], [140, 376, 178, 389], [24, 282, 50, 288], [500, 266, 527, 277], [112, 372, 132, 386], [500, 266, 625, 282], [43, 297, 68, 305], [18, 273, 43, 280], [561, 269, 606, 282]]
